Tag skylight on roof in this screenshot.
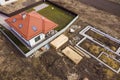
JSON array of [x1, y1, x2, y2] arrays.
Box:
[[12, 18, 17, 22], [32, 26, 37, 31], [19, 24, 23, 28]]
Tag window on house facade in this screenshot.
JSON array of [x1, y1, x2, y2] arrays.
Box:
[[35, 36, 40, 42]]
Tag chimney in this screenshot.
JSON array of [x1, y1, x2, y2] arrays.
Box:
[[21, 12, 26, 19]]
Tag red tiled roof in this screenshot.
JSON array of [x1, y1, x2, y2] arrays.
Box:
[[5, 11, 58, 40]]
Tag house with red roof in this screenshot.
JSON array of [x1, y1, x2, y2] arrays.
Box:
[[5, 11, 58, 47]]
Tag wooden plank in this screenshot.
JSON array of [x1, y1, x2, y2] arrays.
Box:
[[69, 45, 84, 57], [62, 47, 83, 64], [50, 34, 68, 49]]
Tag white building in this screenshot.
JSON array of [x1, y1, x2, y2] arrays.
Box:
[[5, 11, 58, 47], [0, 0, 18, 6]]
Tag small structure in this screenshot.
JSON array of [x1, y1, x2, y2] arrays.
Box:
[[69, 28, 75, 33], [0, 0, 18, 6], [62, 47, 83, 64], [50, 34, 68, 49], [5, 11, 58, 47]]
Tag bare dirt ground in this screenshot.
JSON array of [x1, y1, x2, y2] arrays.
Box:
[[0, 33, 61, 80], [108, 0, 120, 4], [0, 0, 120, 80], [0, 0, 41, 14]]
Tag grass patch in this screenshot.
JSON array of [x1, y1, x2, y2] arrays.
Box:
[[99, 53, 120, 70], [79, 39, 104, 57], [37, 3, 76, 31], [0, 27, 30, 53]]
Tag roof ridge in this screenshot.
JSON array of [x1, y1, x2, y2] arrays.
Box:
[[42, 17, 45, 33], [26, 14, 30, 39]]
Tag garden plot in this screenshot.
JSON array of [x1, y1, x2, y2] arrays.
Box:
[[85, 29, 120, 52], [79, 26, 120, 54], [76, 26, 120, 73], [99, 52, 120, 70], [77, 39, 103, 57]]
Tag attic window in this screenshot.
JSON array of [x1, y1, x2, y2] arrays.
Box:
[[12, 18, 17, 22], [19, 24, 23, 28], [32, 26, 37, 31], [35, 36, 40, 42]]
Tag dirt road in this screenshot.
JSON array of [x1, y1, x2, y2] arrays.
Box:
[[79, 0, 120, 16]]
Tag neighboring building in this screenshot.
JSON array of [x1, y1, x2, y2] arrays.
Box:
[[0, 0, 18, 5], [5, 11, 58, 47]]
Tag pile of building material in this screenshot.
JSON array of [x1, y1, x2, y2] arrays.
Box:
[[50, 34, 68, 49], [62, 46, 83, 64]]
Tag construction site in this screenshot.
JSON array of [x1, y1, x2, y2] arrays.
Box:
[[0, 0, 120, 80]]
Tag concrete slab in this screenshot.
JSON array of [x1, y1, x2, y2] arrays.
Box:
[[34, 3, 49, 11]]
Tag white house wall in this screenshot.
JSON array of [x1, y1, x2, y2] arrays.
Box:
[[29, 33, 45, 47], [0, 0, 18, 5], [11, 27, 45, 47]]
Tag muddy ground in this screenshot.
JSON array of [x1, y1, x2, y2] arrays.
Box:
[[0, 35, 120, 80], [108, 0, 120, 4], [0, 0, 41, 13], [0, 0, 120, 80]]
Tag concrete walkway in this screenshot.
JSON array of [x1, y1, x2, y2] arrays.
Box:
[[34, 3, 49, 11], [0, 13, 10, 30]]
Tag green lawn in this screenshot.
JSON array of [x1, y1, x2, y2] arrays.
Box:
[[0, 27, 30, 53], [37, 3, 76, 31]]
